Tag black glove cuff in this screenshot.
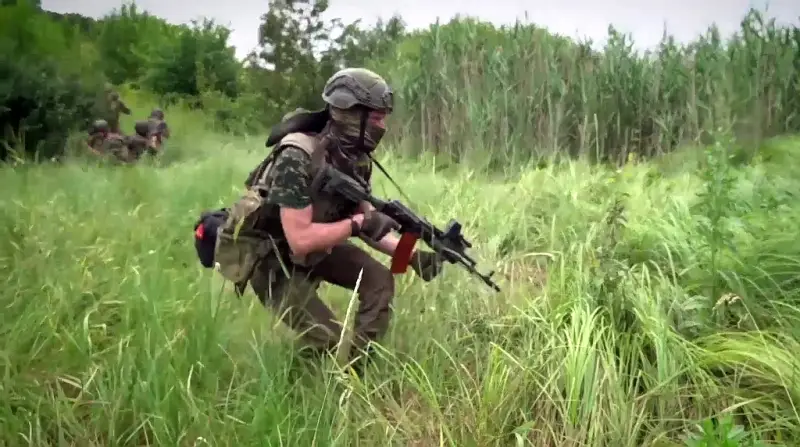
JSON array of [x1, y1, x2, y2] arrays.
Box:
[[350, 217, 361, 236]]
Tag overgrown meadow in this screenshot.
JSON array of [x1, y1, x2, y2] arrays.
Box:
[[3, 96, 800, 446], [3, 3, 800, 447]]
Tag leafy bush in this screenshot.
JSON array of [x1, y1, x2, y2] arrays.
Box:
[[0, 1, 104, 160]]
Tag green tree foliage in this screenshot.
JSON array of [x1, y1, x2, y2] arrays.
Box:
[[0, 0, 245, 159], [0, 0, 104, 160], [243, 0, 405, 126], [95, 3, 170, 86], [1, 0, 798, 165], [143, 18, 240, 100], [248, 0, 342, 123]]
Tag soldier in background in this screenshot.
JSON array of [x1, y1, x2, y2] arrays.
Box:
[[86, 118, 137, 163], [87, 119, 131, 162], [87, 119, 110, 155], [103, 84, 131, 134], [128, 120, 160, 159], [148, 108, 170, 148]]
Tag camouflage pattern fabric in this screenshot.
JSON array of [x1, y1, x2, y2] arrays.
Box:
[[221, 68, 398, 364], [260, 141, 362, 229], [126, 135, 150, 160], [105, 90, 131, 134], [329, 107, 386, 153], [87, 134, 105, 154], [323, 109, 375, 190], [87, 120, 109, 154], [263, 147, 314, 210], [148, 118, 170, 143], [242, 134, 395, 359], [148, 109, 168, 139], [103, 135, 131, 162]]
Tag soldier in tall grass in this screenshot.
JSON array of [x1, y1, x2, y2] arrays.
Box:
[[148, 108, 170, 148], [86, 119, 129, 162], [102, 84, 131, 135], [209, 68, 443, 376], [86, 119, 154, 163]]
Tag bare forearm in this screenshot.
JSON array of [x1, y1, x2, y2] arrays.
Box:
[[361, 232, 401, 257], [290, 220, 353, 257]]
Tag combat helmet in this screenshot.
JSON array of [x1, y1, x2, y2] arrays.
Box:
[[150, 108, 165, 120], [90, 119, 109, 135], [321, 68, 393, 113]]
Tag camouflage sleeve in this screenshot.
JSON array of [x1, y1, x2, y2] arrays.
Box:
[[264, 147, 313, 209], [120, 100, 131, 115]]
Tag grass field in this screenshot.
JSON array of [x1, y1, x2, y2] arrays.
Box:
[[2, 97, 800, 446]]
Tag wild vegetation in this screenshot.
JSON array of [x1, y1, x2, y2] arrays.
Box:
[[2, 0, 800, 445]]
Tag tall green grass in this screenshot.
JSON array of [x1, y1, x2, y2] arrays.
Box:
[[382, 10, 800, 168], [2, 96, 800, 445]]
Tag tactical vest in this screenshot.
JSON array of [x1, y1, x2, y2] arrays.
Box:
[[214, 131, 365, 283], [101, 135, 130, 162], [257, 132, 362, 227]]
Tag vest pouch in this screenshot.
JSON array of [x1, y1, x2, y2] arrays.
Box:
[[214, 230, 273, 283], [213, 189, 275, 283]]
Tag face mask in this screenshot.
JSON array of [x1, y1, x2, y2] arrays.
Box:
[[329, 107, 386, 154], [337, 125, 385, 154]]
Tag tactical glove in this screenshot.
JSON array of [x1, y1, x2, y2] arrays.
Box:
[[359, 209, 399, 241], [410, 250, 443, 281]]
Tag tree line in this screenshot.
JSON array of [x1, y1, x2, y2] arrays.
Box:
[[1, 0, 798, 165]]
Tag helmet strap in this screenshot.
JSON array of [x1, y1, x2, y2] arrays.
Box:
[[358, 108, 368, 152]]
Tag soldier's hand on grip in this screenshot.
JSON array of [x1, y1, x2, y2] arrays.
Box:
[[359, 209, 399, 241]]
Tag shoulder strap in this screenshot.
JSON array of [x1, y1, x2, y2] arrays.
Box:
[[279, 132, 317, 156], [252, 132, 326, 188]]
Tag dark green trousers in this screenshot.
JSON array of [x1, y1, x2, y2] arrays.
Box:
[[249, 241, 395, 353]]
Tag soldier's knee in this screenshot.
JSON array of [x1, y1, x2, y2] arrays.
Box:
[[360, 264, 394, 304]]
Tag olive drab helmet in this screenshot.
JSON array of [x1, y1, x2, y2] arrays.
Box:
[[321, 68, 393, 113], [150, 108, 165, 120], [90, 119, 110, 135]]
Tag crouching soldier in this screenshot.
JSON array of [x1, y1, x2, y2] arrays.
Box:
[[194, 68, 445, 378], [87, 119, 130, 163], [127, 120, 158, 160], [148, 108, 170, 148], [87, 119, 109, 155]]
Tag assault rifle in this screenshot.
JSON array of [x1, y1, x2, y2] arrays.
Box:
[[314, 165, 501, 292]]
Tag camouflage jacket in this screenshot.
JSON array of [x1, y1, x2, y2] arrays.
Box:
[[243, 132, 370, 265], [263, 132, 367, 222]]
